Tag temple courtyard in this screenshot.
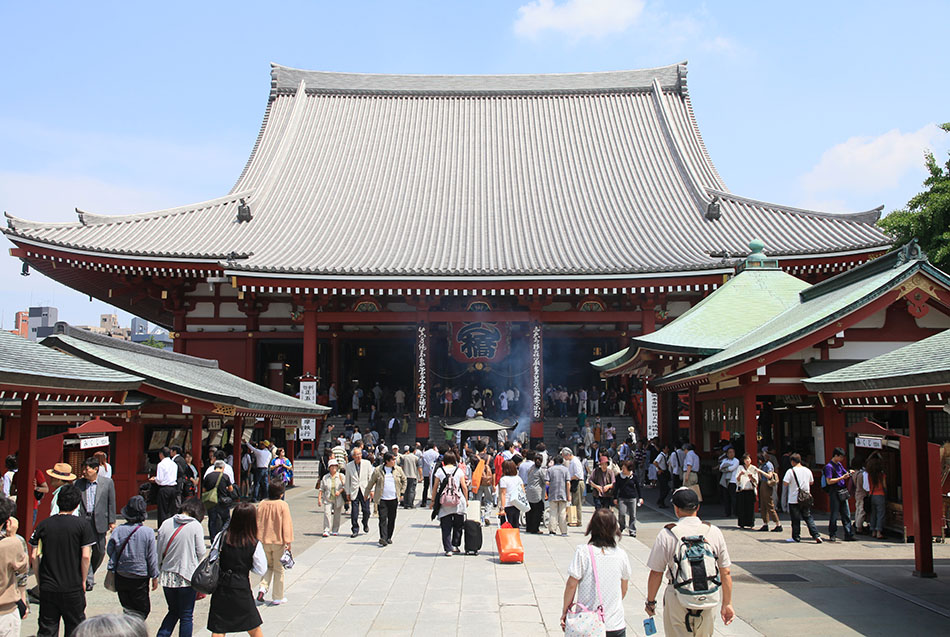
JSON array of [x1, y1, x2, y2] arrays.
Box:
[[19, 482, 950, 637]]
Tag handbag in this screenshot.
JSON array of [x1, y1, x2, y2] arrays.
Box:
[[792, 469, 814, 510], [191, 525, 227, 595], [512, 483, 530, 513], [280, 547, 295, 569], [104, 525, 142, 592], [564, 545, 606, 637]]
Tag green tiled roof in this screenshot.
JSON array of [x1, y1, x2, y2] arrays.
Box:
[[658, 256, 950, 386], [803, 329, 950, 393], [43, 327, 329, 416], [0, 330, 142, 392]]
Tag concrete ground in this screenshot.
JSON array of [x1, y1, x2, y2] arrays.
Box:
[[19, 484, 950, 636]]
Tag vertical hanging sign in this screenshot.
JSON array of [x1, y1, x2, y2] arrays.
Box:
[[416, 324, 428, 421], [531, 324, 542, 421], [646, 388, 658, 440], [299, 379, 317, 441]]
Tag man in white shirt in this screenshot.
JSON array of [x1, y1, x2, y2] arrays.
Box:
[[669, 445, 685, 490], [252, 442, 272, 501], [420, 443, 439, 506], [203, 450, 236, 483], [387, 416, 399, 444], [466, 406, 477, 419], [653, 444, 671, 508], [499, 391, 509, 414], [563, 448, 586, 527], [151, 447, 179, 526], [783, 453, 822, 543], [394, 388, 406, 414], [718, 447, 740, 517]]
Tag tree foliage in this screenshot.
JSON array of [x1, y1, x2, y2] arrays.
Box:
[[878, 123, 950, 272], [142, 335, 166, 349]]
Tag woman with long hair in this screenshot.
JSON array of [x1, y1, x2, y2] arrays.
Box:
[[208, 502, 266, 637], [735, 453, 759, 529], [256, 480, 294, 605], [497, 459, 525, 528], [560, 508, 631, 637], [865, 456, 887, 539]]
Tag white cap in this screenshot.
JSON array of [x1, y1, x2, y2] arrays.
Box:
[[327, 458, 339, 467]]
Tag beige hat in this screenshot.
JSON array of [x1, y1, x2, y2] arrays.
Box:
[[327, 458, 339, 467], [47, 463, 76, 481]]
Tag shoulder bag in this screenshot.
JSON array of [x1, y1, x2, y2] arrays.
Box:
[[104, 525, 142, 592], [191, 523, 227, 594], [564, 545, 607, 637], [792, 468, 814, 510], [511, 480, 530, 513]]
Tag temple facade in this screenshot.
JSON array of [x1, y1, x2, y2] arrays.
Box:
[[4, 62, 892, 443]]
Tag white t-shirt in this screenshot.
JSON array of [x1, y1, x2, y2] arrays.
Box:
[[783, 466, 814, 504], [499, 394, 509, 411], [498, 475, 524, 507], [204, 464, 235, 483], [434, 465, 466, 517], [381, 468, 397, 500], [99, 463, 113, 479], [719, 457, 740, 485], [684, 450, 700, 473], [1, 470, 15, 497], [568, 544, 632, 631]]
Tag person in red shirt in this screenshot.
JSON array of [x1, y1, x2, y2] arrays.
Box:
[[33, 469, 49, 525]]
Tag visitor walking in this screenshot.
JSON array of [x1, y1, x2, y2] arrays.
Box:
[[398, 446, 420, 508], [654, 444, 671, 508], [345, 443, 373, 538], [546, 455, 570, 536], [29, 484, 95, 637], [106, 496, 159, 619], [75, 456, 116, 591], [431, 451, 468, 556], [497, 460, 525, 528], [202, 460, 234, 541], [735, 454, 758, 529], [564, 447, 585, 526], [207, 502, 266, 637], [317, 459, 345, 537], [365, 452, 407, 546], [471, 440, 496, 526], [588, 455, 616, 510], [420, 443, 438, 507], [823, 448, 855, 542], [256, 480, 294, 605], [783, 454, 822, 544], [523, 453, 546, 534], [559, 508, 632, 637], [614, 460, 643, 537], [156, 498, 206, 637], [153, 447, 180, 526], [645, 488, 734, 636]]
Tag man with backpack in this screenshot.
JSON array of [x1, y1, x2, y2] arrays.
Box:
[[645, 487, 734, 636]]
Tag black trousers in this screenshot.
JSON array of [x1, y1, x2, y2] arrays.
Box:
[[420, 475, 431, 505], [350, 490, 371, 534], [504, 505, 521, 528], [208, 504, 230, 540], [157, 485, 179, 526], [526, 500, 544, 533], [378, 498, 398, 541], [38, 589, 85, 637], [722, 483, 737, 517], [657, 471, 670, 506], [439, 513, 464, 552], [86, 526, 106, 588], [116, 573, 151, 619], [403, 478, 417, 508]]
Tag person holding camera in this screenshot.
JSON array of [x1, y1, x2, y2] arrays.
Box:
[[823, 447, 856, 542]]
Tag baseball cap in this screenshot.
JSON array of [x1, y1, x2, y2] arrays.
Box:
[[671, 487, 700, 511], [403, 445, 410, 451]]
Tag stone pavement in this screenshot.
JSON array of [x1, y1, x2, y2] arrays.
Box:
[[18, 483, 950, 636]]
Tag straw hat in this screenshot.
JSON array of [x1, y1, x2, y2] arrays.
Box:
[[46, 463, 76, 481]]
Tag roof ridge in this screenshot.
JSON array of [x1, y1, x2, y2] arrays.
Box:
[[49, 324, 219, 369], [707, 188, 885, 224], [799, 240, 928, 302]]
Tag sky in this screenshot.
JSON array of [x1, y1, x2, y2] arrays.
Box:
[[1, 0, 948, 329]]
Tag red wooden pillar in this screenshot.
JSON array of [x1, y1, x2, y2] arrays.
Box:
[[303, 308, 318, 377], [330, 330, 340, 389], [244, 334, 257, 382], [743, 385, 758, 458], [15, 396, 38, 540], [172, 310, 187, 354], [530, 320, 544, 444], [414, 322, 430, 442], [191, 413, 203, 476], [232, 416, 243, 488], [909, 401, 935, 577], [687, 387, 701, 450], [820, 405, 846, 463]]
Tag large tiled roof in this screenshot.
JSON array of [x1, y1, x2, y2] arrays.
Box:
[[0, 330, 142, 393], [4, 63, 891, 278], [42, 327, 329, 416], [803, 329, 950, 393]]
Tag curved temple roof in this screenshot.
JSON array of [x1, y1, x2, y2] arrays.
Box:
[[4, 63, 891, 278]]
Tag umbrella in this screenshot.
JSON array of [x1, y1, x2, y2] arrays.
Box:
[[442, 415, 514, 432]]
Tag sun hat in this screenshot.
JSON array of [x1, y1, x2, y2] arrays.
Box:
[[327, 458, 339, 467], [46, 463, 76, 481]]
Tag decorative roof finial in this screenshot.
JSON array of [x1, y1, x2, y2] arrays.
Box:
[[747, 239, 766, 262], [236, 198, 252, 223]]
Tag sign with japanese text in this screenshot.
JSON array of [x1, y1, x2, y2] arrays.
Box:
[[299, 379, 317, 441], [646, 388, 658, 440], [80, 436, 110, 450]]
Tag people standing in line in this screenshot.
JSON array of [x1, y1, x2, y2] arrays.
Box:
[[431, 451, 468, 556], [653, 444, 671, 508], [546, 455, 571, 536], [614, 460, 644, 537], [734, 454, 758, 529], [645, 488, 734, 637], [523, 452, 547, 534], [420, 442, 439, 507], [865, 456, 887, 539], [0, 496, 28, 637], [852, 458, 870, 535], [153, 447, 180, 527], [755, 450, 782, 533], [564, 448, 586, 527], [588, 455, 616, 510], [30, 484, 96, 637], [718, 447, 740, 518], [344, 443, 373, 538], [318, 459, 345, 537], [559, 508, 632, 637], [823, 447, 856, 542], [497, 460, 525, 529], [256, 480, 294, 605], [207, 502, 266, 637], [75, 456, 116, 591], [106, 496, 158, 619], [398, 446, 420, 509], [203, 460, 234, 541], [156, 497, 206, 637], [783, 453, 822, 544], [366, 452, 407, 547]]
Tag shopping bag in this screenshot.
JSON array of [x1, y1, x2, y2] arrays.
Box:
[[495, 522, 524, 563], [466, 499, 481, 521], [567, 505, 579, 526]]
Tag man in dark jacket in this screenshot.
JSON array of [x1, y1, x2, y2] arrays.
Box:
[[74, 457, 115, 591]]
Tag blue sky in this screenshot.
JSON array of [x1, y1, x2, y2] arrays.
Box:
[[1, 0, 948, 328]]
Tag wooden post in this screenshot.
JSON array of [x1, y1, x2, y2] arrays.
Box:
[[303, 308, 318, 377], [191, 413, 203, 476], [743, 385, 758, 458], [15, 396, 38, 540], [688, 386, 701, 450], [909, 400, 935, 577]]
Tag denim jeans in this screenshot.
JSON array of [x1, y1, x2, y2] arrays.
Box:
[[403, 478, 417, 508], [157, 586, 197, 637], [789, 503, 820, 540], [828, 489, 853, 538], [617, 498, 638, 533], [870, 494, 887, 532], [208, 504, 230, 541]]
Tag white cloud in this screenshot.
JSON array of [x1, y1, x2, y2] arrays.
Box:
[[514, 0, 646, 39], [801, 124, 945, 198]]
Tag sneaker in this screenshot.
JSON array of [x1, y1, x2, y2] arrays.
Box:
[[363, 524, 369, 533], [758, 524, 769, 532], [322, 531, 329, 537], [452, 546, 461, 554], [814, 537, 823, 544], [771, 526, 784, 532], [561, 533, 569, 537], [549, 531, 557, 535], [351, 532, 359, 538], [827, 536, 838, 543], [257, 589, 266, 603], [378, 539, 387, 546], [629, 531, 637, 538], [331, 531, 339, 536], [271, 598, 288, 606], [444, 551, 453, 557], [786, 537, 800, 543], [387, 539, 393, 545]]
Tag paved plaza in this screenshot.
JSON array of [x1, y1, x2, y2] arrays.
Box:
[[18, 482, 950, 636]]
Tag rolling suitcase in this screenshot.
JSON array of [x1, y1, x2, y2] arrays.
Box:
[[463, 519, 483, 555], [495, 522, 524, 563]]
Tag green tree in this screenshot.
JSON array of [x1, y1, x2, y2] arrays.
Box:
[[878, 123, 950, 272], [142, 335, 166, 349]]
